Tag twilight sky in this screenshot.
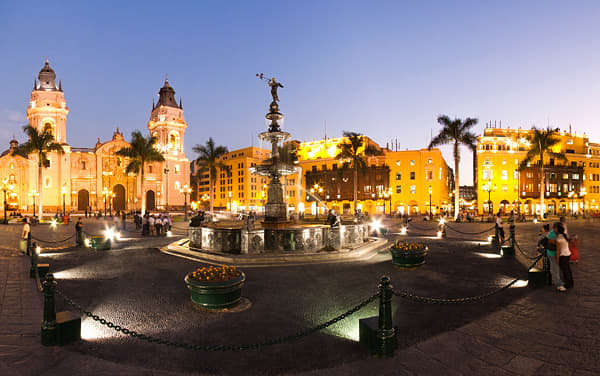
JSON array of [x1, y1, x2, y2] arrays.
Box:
[[1, 1, 599, 184]]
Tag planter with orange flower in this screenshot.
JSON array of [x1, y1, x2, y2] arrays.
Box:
[[390, 240, 428, 267], [184, 266, 246, 309]]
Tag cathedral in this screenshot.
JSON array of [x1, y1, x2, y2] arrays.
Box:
[[0, 59, 190, 214]]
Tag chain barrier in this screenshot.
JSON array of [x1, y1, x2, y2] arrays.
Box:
[[31, 234, 76, 244], [392, 255, 542, 304], [56, 289, 379, 351], [406, 222, 439, 232], [513, 239, 541, 260], [444, 223, 496, 235]]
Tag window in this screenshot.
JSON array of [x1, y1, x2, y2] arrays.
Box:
[[174, 165, 180, 174], [427, 158, 432, 165], [10, 163, 14, 169], [395, 173, 401, 180], [45, 177, 51, 188], [502, 184, 508, 192], [502, 159, 506, 165], [148, 165, 153, 173], [81, 161, 86, 170], [567, 139, 573, 145], [396, 185, 401, 194], [312, 166, 317, 172], [482, 170, 492, 180], [562, 173, 569, 179], [427, 171, 433, 180], [410, 160, 415, 166], [363, 185, 372, 193], [410, 172, 415, 180], [501, 170, 508, 180], [174, 181, 180, 191], [484, 159, 491, 165], [410, 185, 416, 194], [395, 160, 401, 166], [514, 170, 519, 179], [572, 173, 580, 180]]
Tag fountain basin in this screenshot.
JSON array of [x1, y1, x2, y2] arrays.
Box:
[[188, 224, 369, 254]]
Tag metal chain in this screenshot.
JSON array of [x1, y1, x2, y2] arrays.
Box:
[[444, 224, 496, 235], [407, 223, 439, 232], [513, 239, 541, 260], [56, 289, 379, 351], [31, 234, 76, 244], [392, 255, 542, 304]]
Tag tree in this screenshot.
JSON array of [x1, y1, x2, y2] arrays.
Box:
[[192, 138, 229, 214], [336, 131, 383, 213], [518, 127, 567, 216], [429, 115, 478, 219], [13, 124, 64, 220], [116, 131, 165, 215]]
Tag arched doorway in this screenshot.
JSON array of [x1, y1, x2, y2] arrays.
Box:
[[146, 190, 156, 211], [77, 190, 89, 211], [500, 200, 510, 213], [112, 184, 126, 212]]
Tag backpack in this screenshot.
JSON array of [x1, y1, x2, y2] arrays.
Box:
[[539, 236, 556, 252]]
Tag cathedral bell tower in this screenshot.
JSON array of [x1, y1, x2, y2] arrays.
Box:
[[27, 58, 69, 144], [147, 76, 190, 210]]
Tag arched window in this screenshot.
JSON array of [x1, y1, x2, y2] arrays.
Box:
[[168, 131, 180, 150], [45, 177, 52, 188]]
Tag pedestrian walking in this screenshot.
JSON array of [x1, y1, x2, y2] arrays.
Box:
[[553, 222, 573, 290], [75, 218, 84, 246], [20, 217, 31, 255]]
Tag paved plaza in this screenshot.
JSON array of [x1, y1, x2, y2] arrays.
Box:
[[0, 218, 599, 375]]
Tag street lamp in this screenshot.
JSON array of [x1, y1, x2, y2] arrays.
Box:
[[483, 180, 496, 215], [1, 178, 14, 224], [228, 191, 232, 213], [102, 188, 109, 217], [29, 190, 38, 217], [428, 185, 432, 216], [61, 186, 67, 215], [159, 144, 172, 213], [180, 184, 192, 220], [110, 192, 115, 215], [310, 183, 323, 220], [568, 191, 578, 217]]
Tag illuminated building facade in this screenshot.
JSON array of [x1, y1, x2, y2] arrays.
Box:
[[477, 125, 600, 215], [0, 60, 189, 214], [190, 136, 452, 216]]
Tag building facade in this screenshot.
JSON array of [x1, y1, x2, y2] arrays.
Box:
[[476, 125, 600, 215], [0, 60, 190, 215], [190, 135, 452, 216]]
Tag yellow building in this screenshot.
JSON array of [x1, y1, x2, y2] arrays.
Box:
[[292, 136, 452, 216], [477, 126, 600, 215], [191, 136, 452, 217], [0, 59, 190, 215]]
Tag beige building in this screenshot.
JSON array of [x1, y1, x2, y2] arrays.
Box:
[[0, 60, 190, 215]]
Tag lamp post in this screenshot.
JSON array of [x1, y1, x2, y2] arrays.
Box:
[[110, 192, 115, 215], [180, 184, 192, 220], [483, 180, 496, 215], [102, 188, 108, 217], [159, 144, 172, 213], [310, 183, 323, 220], [61, 186, 66, 215], [428, 185, 432, 216], [568, 191, 577, 217], [580, 188, 587, 216], [228, 191, 232, 213], [2, 178, 12, 224], [29, 190, 38, 217]]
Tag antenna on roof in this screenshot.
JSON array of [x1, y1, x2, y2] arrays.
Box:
[[324, 120, 327, 141]]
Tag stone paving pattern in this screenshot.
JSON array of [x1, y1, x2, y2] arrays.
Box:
[[0, 218, 598, 375]]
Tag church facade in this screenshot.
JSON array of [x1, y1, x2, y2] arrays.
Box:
[[0, 60, 190, 214]]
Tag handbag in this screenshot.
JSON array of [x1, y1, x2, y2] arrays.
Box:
[[19, 239, 28, 253]]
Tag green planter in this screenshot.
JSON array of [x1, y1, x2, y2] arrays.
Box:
[[90, 236, 111, 251], [390, 246, 428, 267], [184, 272, 246, 309]]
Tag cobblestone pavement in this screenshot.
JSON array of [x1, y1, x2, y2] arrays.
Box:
[[0, 219, 598, 375]]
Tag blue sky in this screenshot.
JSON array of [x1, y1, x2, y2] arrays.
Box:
[[1, 1, 599, 183]]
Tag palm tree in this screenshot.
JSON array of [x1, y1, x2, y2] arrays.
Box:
[[116, 131, 165, 215], [13, 124, 64, 220], [193, 138, 229, 214], [336, 131, 383, 213], [518, 127, 567, 216], [429, 115, 478, 219]]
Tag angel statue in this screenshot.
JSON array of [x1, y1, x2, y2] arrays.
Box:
[[257, 73, 284, 102]]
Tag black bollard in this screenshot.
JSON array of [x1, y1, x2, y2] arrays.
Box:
[[41, 273, 57, 346], [377, 276, 396, 357], [29, 242, 38, 278]]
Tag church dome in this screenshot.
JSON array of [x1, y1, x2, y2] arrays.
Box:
[[37, 58, 59, 91], [156, 76, 180, 108]]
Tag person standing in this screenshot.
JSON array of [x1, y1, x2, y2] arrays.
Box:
[[121, 211, 127, 231], [20, 217, 31, 255], [75, 218, 84, 246], [496, 212, 505, 243], [554, 222, 573, 290], [542, 223, 564, 291]]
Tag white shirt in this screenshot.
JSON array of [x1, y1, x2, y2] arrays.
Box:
[[556, 234, 571, 257], [148, 217, 155, 225], [22, 223, 30, 239], [496, 217, 503, 227]]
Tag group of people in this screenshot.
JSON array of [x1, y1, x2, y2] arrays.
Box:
[[140, 213, 172, 236], [538, 217, 576, 292]]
